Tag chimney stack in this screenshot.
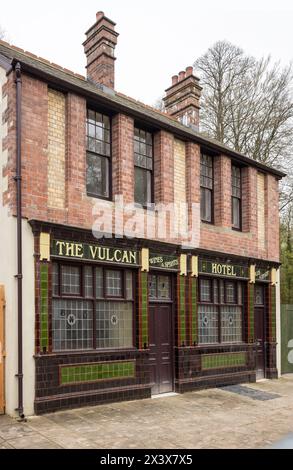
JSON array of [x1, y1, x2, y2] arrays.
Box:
[[163, 66, 202, 129], [83, 12, 119, 89]]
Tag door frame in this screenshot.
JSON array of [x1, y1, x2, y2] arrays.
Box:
[[254, 283, 268, 379], [148, 271, 176, 394]]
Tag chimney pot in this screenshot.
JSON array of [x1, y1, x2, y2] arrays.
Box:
[[186, 66, 193, 76], [172, 75, 179, 85], [163, 66, 202, 129], [179, 71, 186, 81], [96, 11, 104, 21]]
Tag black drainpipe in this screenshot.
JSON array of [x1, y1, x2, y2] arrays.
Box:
[[14, 62, 24, 420]]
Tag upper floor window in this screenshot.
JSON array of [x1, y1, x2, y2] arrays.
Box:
[[200, 154, 213, 223], [232, 165, 242, 230], [134, 128, 153, 207], [86, 109, 111, 199]]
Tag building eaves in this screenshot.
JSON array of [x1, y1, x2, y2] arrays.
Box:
[[0, 40, 286, 179]]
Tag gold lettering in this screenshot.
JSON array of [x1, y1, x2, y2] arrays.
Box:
[[89, 246, 98, 259], [114, 250, 122, 263], [122, 251, 130, 264], [106, 248, 114, 262], [231, 266, 236, 276], [217, 264, 222, 275], [55, 241, 65, 256], [129, 251, 137, 265], [75, 244, 84, 258], [98, 247, 106, 261], [65, 243, 75, 257], [212, 263, 218, 274], [227, 266, 232, 276]]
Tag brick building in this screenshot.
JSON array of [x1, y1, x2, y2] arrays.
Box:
[[0, 12, 285, 417]]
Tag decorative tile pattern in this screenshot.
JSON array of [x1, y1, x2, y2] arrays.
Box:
[[140, 272, 149, 349], [178, 275, 186, 346], [202, 352, 247, 370], [40, 264, 49, 352], [190, 277, 198, 345], [60, 361, 136, 385]]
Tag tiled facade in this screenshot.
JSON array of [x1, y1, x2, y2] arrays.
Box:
[[0, 11, 284, 416]]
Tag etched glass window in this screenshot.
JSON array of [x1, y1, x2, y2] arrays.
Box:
[[221, 306, 242, 343], [52, 299, 93, 351], [96, 301, 133, 349], [198, 305, 218, 344], [198, 278, 244, 345]]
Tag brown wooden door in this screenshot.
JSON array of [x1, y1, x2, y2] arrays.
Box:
[[0, 286, 5, 414], [149, 304, 173, 395], [254, 307, 265, 380]]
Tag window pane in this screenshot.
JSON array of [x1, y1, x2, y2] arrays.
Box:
[[52, 263, 59, 296], [221, 306, 242, 343], [86, 110, 111, 157], [86, 153, 109, 198], [125, 271, 133, 300], [149, 275, 157, 299], [84, 266, 93, 298], [255, 285, 264, 305], [96, 301, 133, 349], [61, 266, 81, 295], [157, 276, 171, 300], [226, 282, 236, 303], [52, 299, 93, 351], [198, 305, 218, 344], [220, 280, 225, 304], [201, 187, 212, 222], [200, 279, 212, 302], [213, 281, 218, 304], [238, 283, 243, 304], [106, 270, 122, 297], [134, 167, 151, 206], [95, 267, 103, 298], [232, 197, 241, 229]]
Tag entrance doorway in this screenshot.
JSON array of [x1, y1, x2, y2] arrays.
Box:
[[254, 285, 266, 380], [148, 274, 174, 395]]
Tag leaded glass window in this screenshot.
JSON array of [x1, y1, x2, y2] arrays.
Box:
[[198, 278, 244, 345], [52, 263, 134, 351]]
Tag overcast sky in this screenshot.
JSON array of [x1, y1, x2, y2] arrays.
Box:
[[1, 0, 293, 105]]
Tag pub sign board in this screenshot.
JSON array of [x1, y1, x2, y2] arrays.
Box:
[[149, 253, 179, 271], [199, 259, 249, 279], [52, 240, 139, 266]]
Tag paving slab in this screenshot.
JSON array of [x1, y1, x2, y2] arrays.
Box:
[[0, 375, 292, 449]]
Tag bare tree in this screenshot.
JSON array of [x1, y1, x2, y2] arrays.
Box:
[[194, 40, 293, 215], [194, 41, 293, 169]]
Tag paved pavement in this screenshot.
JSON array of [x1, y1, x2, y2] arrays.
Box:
[[0, 375, 293, 449]]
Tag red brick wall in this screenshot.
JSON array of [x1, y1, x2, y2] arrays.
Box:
[[2, 71, 280, 262]]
